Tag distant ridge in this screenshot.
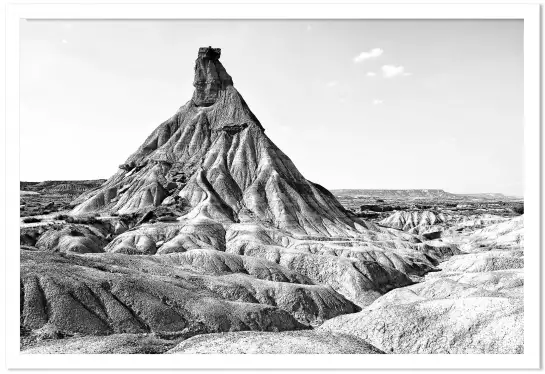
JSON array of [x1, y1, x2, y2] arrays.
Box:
[[332, 189, 459, 199], [332, 189, 522, 201]]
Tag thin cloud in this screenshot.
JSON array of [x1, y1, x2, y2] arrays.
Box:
[[306, 25, 312, 31], [366, 72, 376, 77], [372, 99, 384, 105], [381, 65, 410, 78], [61, 39, 68, 44], [326, 80, 339, 87], [353, 48, 383, 63]]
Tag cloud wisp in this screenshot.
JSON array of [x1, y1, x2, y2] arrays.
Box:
[[366, 72, 376, 77], [381, 65, 412, 78], [326, 80, 339, 87], [353, 48, 383, 63], [372, 99, 384, 105]]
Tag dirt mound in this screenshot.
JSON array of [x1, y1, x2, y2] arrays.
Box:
[[22, 333, 176, 354], [320, 296, 522, 354], [461, 215, 524, 251], [168, 330, 383, 354], [319, 216, 524, 354], [379, 210, 450, 233], [20, 249, 359, 341], [35, 224, 108, 254]]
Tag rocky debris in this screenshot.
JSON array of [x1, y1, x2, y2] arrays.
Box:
[[167, 330, 384, 354]]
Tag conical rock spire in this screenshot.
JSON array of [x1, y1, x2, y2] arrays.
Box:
[[70, 47, 458, 306]]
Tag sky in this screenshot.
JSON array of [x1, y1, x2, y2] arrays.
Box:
[[20, 20, 524, 196]]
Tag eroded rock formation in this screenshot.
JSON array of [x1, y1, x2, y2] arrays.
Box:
[[20, 47, 523, 354]]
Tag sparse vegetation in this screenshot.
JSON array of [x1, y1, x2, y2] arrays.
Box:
[[65, 214, 101, 224], [511, 205, 524, 215], [22, 217, 41, 223]]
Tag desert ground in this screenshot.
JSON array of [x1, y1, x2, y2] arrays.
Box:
[[20, 47, 524, 354]]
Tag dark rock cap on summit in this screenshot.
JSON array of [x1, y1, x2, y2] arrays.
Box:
[[193, 46, 233, 106]]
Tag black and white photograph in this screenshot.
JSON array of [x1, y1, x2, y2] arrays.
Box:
[[3, 1, 541, 370]]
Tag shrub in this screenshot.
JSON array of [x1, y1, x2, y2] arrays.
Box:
[[511, 205, 524, 215], [53, 214, 69, 221], [65, 214, 101, 224], [22, 217, 41, 223]]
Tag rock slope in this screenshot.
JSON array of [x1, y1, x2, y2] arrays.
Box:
[[20, 249, 358, 343], [65, 47, 457, 308], [167, 330, 383, 354], [319, 215, 524, 354]]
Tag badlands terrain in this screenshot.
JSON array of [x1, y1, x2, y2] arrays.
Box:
[[20, 47, 524, 354]]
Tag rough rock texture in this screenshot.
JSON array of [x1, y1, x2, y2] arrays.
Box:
[[23, 334, 177, 354], [438, 251, 523, 273], [319, 216, 524, 354], [102, 220, 459, 306], [379, 211, 450, 233], [459, 215, 524, 252], [333, 189, 460, 199], [70, 47, 422, 239], [168, 330, 384, 354], [319, 296, 522, 354], [192, 47, 233, 107], [20, 249, 360, 340], [379, 211, 512, 237], [35, 224, 107, 254], [23, 47, 516, 354], [65, 47, 458, 311]]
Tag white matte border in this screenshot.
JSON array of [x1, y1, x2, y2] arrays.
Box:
[[5, 2, 540, 370]]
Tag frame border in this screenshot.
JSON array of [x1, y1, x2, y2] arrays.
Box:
[[5, 2, 540, 370]]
